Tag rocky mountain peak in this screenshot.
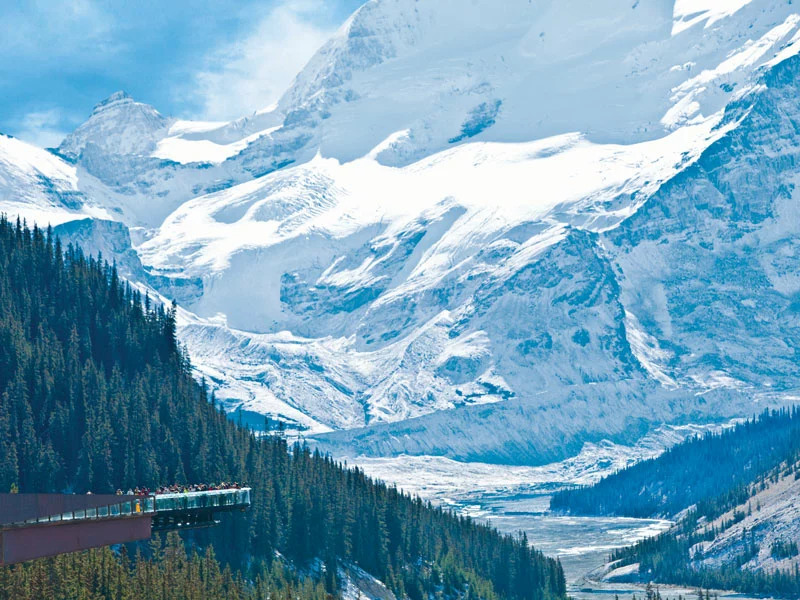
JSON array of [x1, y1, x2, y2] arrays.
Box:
[[59, 91, 173, 160]]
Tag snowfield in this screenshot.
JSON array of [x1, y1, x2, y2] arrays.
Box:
[[138, 118, 725, 331]]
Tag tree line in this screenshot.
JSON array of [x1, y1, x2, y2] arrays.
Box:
[[0, 215, 566, 600]]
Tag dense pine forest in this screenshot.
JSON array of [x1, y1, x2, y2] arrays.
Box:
[[551, 409, 800, 598], [550, 409, 800, 518], [0, 533, 331, 600], [0, 215, 566, 600]]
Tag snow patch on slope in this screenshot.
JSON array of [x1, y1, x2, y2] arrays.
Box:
[[0, 134, 112, 226], [152, 121, 280, 165], [624, 311, 677, 388], [672, 0, 754, 36]]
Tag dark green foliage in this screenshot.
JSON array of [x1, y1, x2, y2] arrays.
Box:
[[0, 215, 566, 600], [772, 540, 800, 560], [0, 532, 330, 600], [550, 409, 800, 518]]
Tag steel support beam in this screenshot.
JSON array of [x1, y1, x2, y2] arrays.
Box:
[[0, 516, 152, 566]]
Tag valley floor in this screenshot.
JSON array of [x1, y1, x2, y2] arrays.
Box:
[[354, 454, 671, 587], [349, 430, 784, 600]]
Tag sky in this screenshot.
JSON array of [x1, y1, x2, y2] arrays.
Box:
[[0, 0, 365, 148]]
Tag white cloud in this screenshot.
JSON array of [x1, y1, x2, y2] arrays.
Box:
[[16, 109, 69, 149], [193, 0, 336, 121]]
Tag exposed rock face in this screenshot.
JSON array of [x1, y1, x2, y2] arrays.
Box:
[[59, 91, 174, 161]]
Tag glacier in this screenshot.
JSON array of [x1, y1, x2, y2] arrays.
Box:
[[3, 0, 800, 464]]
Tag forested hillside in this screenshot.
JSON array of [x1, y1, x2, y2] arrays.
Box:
[[0, 215, 566, 600], [608, 456, 800, 599], [550, 409, 800, 598], [550, 409, 800, 518]]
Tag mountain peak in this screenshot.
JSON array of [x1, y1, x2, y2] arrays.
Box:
[[93, 90, 135, 112], [59, 91, 173, 160]]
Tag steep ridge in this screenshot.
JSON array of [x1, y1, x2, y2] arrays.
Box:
[[607, 51, 800, 390], [20, 0, 800, 230], [249, 0, 799, 166], [53, 93, 244, 229], [59, 91, 174, 160]]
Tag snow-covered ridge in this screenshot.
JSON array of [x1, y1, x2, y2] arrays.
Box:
[[139, 117, 722, 290], [64, 0, 800, 176], [30, 0, 800, 225], [0, 134, 112, 226]]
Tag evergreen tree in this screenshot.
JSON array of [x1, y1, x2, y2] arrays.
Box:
[[0, 216, 566, 600]]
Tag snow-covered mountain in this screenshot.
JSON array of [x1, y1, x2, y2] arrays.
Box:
[[0, 133, 111, 226], [59, 92, 174, 160], [3, 0, 800, 464]]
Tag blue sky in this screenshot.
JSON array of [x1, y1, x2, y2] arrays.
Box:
[[1, 0, 364, 147]]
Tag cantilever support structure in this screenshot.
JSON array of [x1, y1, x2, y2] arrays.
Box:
[[0, 488, 251, 566], [0, 494, 152, 566]]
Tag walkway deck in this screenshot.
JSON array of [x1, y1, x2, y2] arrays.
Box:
[[0, 488, 251, 565]]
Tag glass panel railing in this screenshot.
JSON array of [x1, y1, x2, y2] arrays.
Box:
[[148, 487, 251, 514], [5, 497, 158, 528]]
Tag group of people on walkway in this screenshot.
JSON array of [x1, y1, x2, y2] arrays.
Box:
[[114, 482, 244, 496]]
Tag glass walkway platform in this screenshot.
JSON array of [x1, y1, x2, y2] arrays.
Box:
[[0, 489, 251, 565], [3, 488, 251, 531], [151, 488, 251, 531]]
